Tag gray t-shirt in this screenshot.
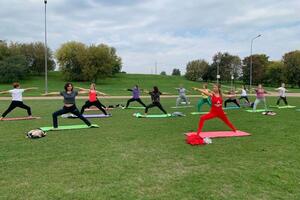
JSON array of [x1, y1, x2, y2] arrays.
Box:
[[178, 88, 186, 96], [60, 91, 78, 104]]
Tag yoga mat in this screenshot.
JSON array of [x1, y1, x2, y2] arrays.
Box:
[[245, 109, 272, 113], [223, 106, 240, 110], [122, 106, 145, 110], [133, 113, 172, 118], [185, 130, 251, 138], [85, 107, 113, 111], [64, 114, 112, 118], [190, 112, 209, 115], [1, 116, 41, 121], [171, 105, 193, 109], [269, 105, 296, 109], [39, 124, 99, 132]]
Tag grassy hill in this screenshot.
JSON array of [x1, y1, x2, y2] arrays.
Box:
[[0, 72, 299, 96]]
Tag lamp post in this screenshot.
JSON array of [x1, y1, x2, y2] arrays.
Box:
[[216, 57, 221, 84], [250, 34, 261, 91], [44, 0, 48, 94]]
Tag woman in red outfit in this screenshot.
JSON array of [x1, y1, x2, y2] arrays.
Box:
[[77, 83, 109, 115], [187, 84, 237, 145]]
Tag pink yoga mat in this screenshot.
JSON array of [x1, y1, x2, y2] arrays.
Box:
[[1, 116, 41, 121], [185, 130, 251, 138]]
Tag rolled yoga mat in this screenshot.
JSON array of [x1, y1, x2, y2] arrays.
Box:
[[122, 106, 145, 110], [190, 112, 209, 115]]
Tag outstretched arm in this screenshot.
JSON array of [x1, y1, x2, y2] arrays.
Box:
[[24, 87, 38, 91], [42, 92, 60, 96], [75, 86, 89, 91], [97, 91, 107, 96], [0, 90, 10, 94], [197, 89, 213, 97]]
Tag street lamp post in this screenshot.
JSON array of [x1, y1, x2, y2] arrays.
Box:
[[44, 0, 48, 94], [216, 57, 220, 84], [249, 34, 261, 91]]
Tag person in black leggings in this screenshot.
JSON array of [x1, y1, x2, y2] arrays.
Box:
[[0, 82, 37, 120], [145, 86, 167, 114], [125, 85, 146, 108], [48, 83, 92, 128], [224, 89, 240, 108], [76, 83, 109, 115]]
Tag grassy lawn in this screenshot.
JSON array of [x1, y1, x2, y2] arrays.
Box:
[[0, 96, 299, 199], [0, 72, 299, 96]]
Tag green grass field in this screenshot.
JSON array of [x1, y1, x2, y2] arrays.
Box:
[[0, 72, 299, 96], [0, 96, 300, 199]]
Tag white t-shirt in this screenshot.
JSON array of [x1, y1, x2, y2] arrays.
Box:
[[241, 89, 247, 97], [9, 89, 25, 101], [278, 87, 286, 97]]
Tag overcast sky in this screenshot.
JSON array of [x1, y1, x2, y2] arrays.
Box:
[[1, 0, 299, 74]]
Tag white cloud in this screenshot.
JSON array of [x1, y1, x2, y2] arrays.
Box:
[[0, 0, 300, 74]]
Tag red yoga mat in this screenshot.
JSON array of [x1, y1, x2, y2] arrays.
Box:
[[185, 130, 251, 138]]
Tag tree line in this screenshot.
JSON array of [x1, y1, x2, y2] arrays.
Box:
[[0, 40, 122, 83], [184, 51, 300, 88]]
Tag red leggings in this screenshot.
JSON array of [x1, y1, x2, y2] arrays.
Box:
[[197, 111, 236, 135]]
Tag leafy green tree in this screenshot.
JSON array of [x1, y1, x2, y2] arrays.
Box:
[[242, 54, 269, 85], [83, 44, 115, 82], [55, 41, 87, 81], [172, 68, 181, 76], [0, 55, 29, 83], [209, 52, 242, 82], [283, 50, 300, 87], [0, 40, 10, 60], [160, 71, 167, 75], [185, 59, 209, 81], [264, 61, 285, 86]]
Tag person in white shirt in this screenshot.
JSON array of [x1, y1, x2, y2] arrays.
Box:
[[239, 85, 250, 104], [275, 83, 288, 106], [0, 82, 37, 120]]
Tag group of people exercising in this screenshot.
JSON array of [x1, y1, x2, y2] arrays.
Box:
[[0, 82, 290, 135]]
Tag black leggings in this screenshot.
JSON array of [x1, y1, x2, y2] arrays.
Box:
[[145, 102, 167, 114], [2, 101, 32, 117], [52, 105, 91, 128], [239, 96, 250, 103], [126, 98, 146, 107], [277, 96, 288, 105], [224, 99, 240, 107], [80, 100, 107, 115]]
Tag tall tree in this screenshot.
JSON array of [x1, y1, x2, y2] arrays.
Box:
[[56, 41, 87, 81], [264, 61, 285, 86], [283, 50, 300, 87], [242, 54, 269, 85], [172, 68, 181, 76], [210, 52, 242, 82], [185, 59, 209, 81]]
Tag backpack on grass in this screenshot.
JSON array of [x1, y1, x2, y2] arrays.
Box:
[[26, 129, 46, 139]]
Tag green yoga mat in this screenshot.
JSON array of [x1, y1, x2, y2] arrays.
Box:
[[133, 113, 172, 118], [122, 106, 145, 110], [171, 105, 193, 109], [223, 106, 240, 110], [190, 112, 209, 115], [39, 124, 99, 132], [269, 105, 296, 109], [245, 109, 272, 113]]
